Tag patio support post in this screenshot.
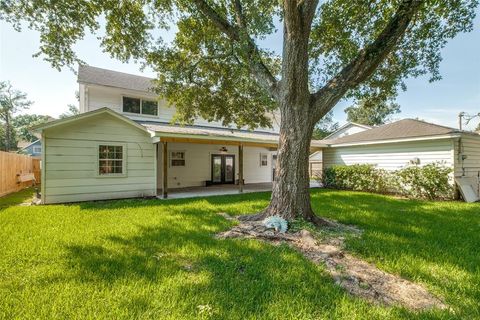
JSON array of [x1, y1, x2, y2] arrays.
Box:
[[239, 144, 244, 193], [163, 141, 168, 199]]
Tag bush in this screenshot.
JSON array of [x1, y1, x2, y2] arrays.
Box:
[[321, 162, 453, 200], [395, 163, 454, 200], [323, 164, 391, 193]]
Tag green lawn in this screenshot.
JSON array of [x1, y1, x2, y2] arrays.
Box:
[[0, 189, 479, 319]]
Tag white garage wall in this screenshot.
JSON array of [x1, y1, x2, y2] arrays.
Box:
[[454, 134, 480, 178], [157, 142, 276, 189], [323, 139, 455, 171]]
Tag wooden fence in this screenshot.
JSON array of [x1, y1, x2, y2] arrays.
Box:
[[0, 151, 40, 197]]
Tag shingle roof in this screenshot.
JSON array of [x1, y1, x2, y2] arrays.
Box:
[[78, 65, 154, 92], [140, 121, 326, 147], [323, 119, 460, 145]]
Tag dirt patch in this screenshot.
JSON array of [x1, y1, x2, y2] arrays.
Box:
[[216, 213, 446, 311]]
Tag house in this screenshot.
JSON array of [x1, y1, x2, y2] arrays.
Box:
[[313, 119, 480, 187], [309, 122, 372, 176], [34, 65, 323, 204], [18, 140, 42, 158]]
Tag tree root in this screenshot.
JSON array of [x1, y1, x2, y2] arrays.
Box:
[[216, 213, 447, 311]]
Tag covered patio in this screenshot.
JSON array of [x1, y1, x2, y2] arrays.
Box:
[[157, 181, 322, 199]]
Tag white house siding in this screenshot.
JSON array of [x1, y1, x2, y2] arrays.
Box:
[[83, 84, 280, 133], [157, 142, 276, 189], [323, 139, 454, 171], [43, 113, 156, 203], [454, 134, 480, 178]]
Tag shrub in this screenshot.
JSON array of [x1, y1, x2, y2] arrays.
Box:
[[395, 163, 454, 200], [323, 164, 391, 193], [321, 162, 453, 200]]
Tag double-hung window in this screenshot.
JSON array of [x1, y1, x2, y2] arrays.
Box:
[[122, 96, 158, 116], [98, 145, 125, 175]]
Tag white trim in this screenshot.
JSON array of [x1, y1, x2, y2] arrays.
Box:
[[323, 122, 372, 140], [328, 133, 461, 147], [32, 107, 151, 135]]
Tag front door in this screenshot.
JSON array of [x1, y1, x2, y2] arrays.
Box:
[[211, 154, 235, 184]]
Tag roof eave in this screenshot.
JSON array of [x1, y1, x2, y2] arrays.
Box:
[[328, 133, 462, 147]]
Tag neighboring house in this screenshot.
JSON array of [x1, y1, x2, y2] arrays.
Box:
[[315, 119, 480, 183], [309, 122, 372, 176], [34, 65, 323, 204], [18, 140, 42, 158]]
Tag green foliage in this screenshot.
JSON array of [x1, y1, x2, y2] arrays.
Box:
[[323, 164, 391, 193], [59, 104, 79, 119], [312, 111, 339, 139], [395, 162, 454, 200], [11, 114, 51, 142], [322, 162, 453, 200], [345, 99, 401, 126], [0, 1, 477, 127], [0, 81, 33, 151]]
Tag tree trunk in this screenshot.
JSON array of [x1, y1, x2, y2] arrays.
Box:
[[242, 3, 332, 226]]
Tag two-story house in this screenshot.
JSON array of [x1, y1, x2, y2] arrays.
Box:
[[34, 65, 324, 204]]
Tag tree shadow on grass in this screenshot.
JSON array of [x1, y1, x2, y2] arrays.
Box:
[[310, 189, 480, 316], [61, 204, 424, 319]]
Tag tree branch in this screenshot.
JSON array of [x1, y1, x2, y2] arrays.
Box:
[[190, 0, 278, 98], [310, 0, 423, 120]]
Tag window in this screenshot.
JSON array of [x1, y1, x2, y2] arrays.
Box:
[[171, 151, 185, 167], [123, 97, 141, 114], [260, 153, 268, 167], [98, 145, 124, 175], [33, 146, 42, 153], [122, 96, 158, 116]]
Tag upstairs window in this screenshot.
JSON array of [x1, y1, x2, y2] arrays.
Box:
[[98, 145, 125, 175], [122, 96, 158, 116], [33, 146, 42, 153]]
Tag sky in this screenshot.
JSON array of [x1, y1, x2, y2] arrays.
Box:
[[1, 9, 479, 130]]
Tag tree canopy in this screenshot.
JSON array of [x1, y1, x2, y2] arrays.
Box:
[[1, 1, 477, 129], [345, 99, 401, 126]]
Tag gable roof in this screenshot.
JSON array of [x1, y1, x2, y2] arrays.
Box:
[[323, 119, 462, 146], [78, 65, 154, 92], [323, 122, 372, 140], [32, 107, 150, 134]]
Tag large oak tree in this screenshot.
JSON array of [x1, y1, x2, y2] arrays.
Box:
[[1, 0, 477, 224]]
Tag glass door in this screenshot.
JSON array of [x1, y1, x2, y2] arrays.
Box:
[[211, 154, 235, 184], [212, 155, 222, 183]]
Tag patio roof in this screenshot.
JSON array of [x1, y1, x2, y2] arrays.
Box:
[[141, 121, 326, 148]]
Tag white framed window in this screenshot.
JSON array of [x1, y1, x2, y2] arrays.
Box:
[[98, 144, 126, 176], [33, 146, 42, 153], [260, 153, 268, 167], [171, 151, 185, 167], [122, 96, 158, 116]]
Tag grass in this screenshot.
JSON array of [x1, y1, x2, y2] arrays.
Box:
[[0, 189, 479, 319], [0, 187, 36, 209]]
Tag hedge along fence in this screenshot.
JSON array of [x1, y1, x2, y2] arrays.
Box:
[[321, 162, 454, 200]]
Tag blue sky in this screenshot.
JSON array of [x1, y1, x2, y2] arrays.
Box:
[[1, 10, 479, 130]]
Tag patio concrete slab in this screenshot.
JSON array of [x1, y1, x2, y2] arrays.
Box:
[[158, 181, 322, 199]]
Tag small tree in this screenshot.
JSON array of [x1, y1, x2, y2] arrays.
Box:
[[1, 1, 477, 224], [0, 81, 32, 151], [345, 99, 401, 126]]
